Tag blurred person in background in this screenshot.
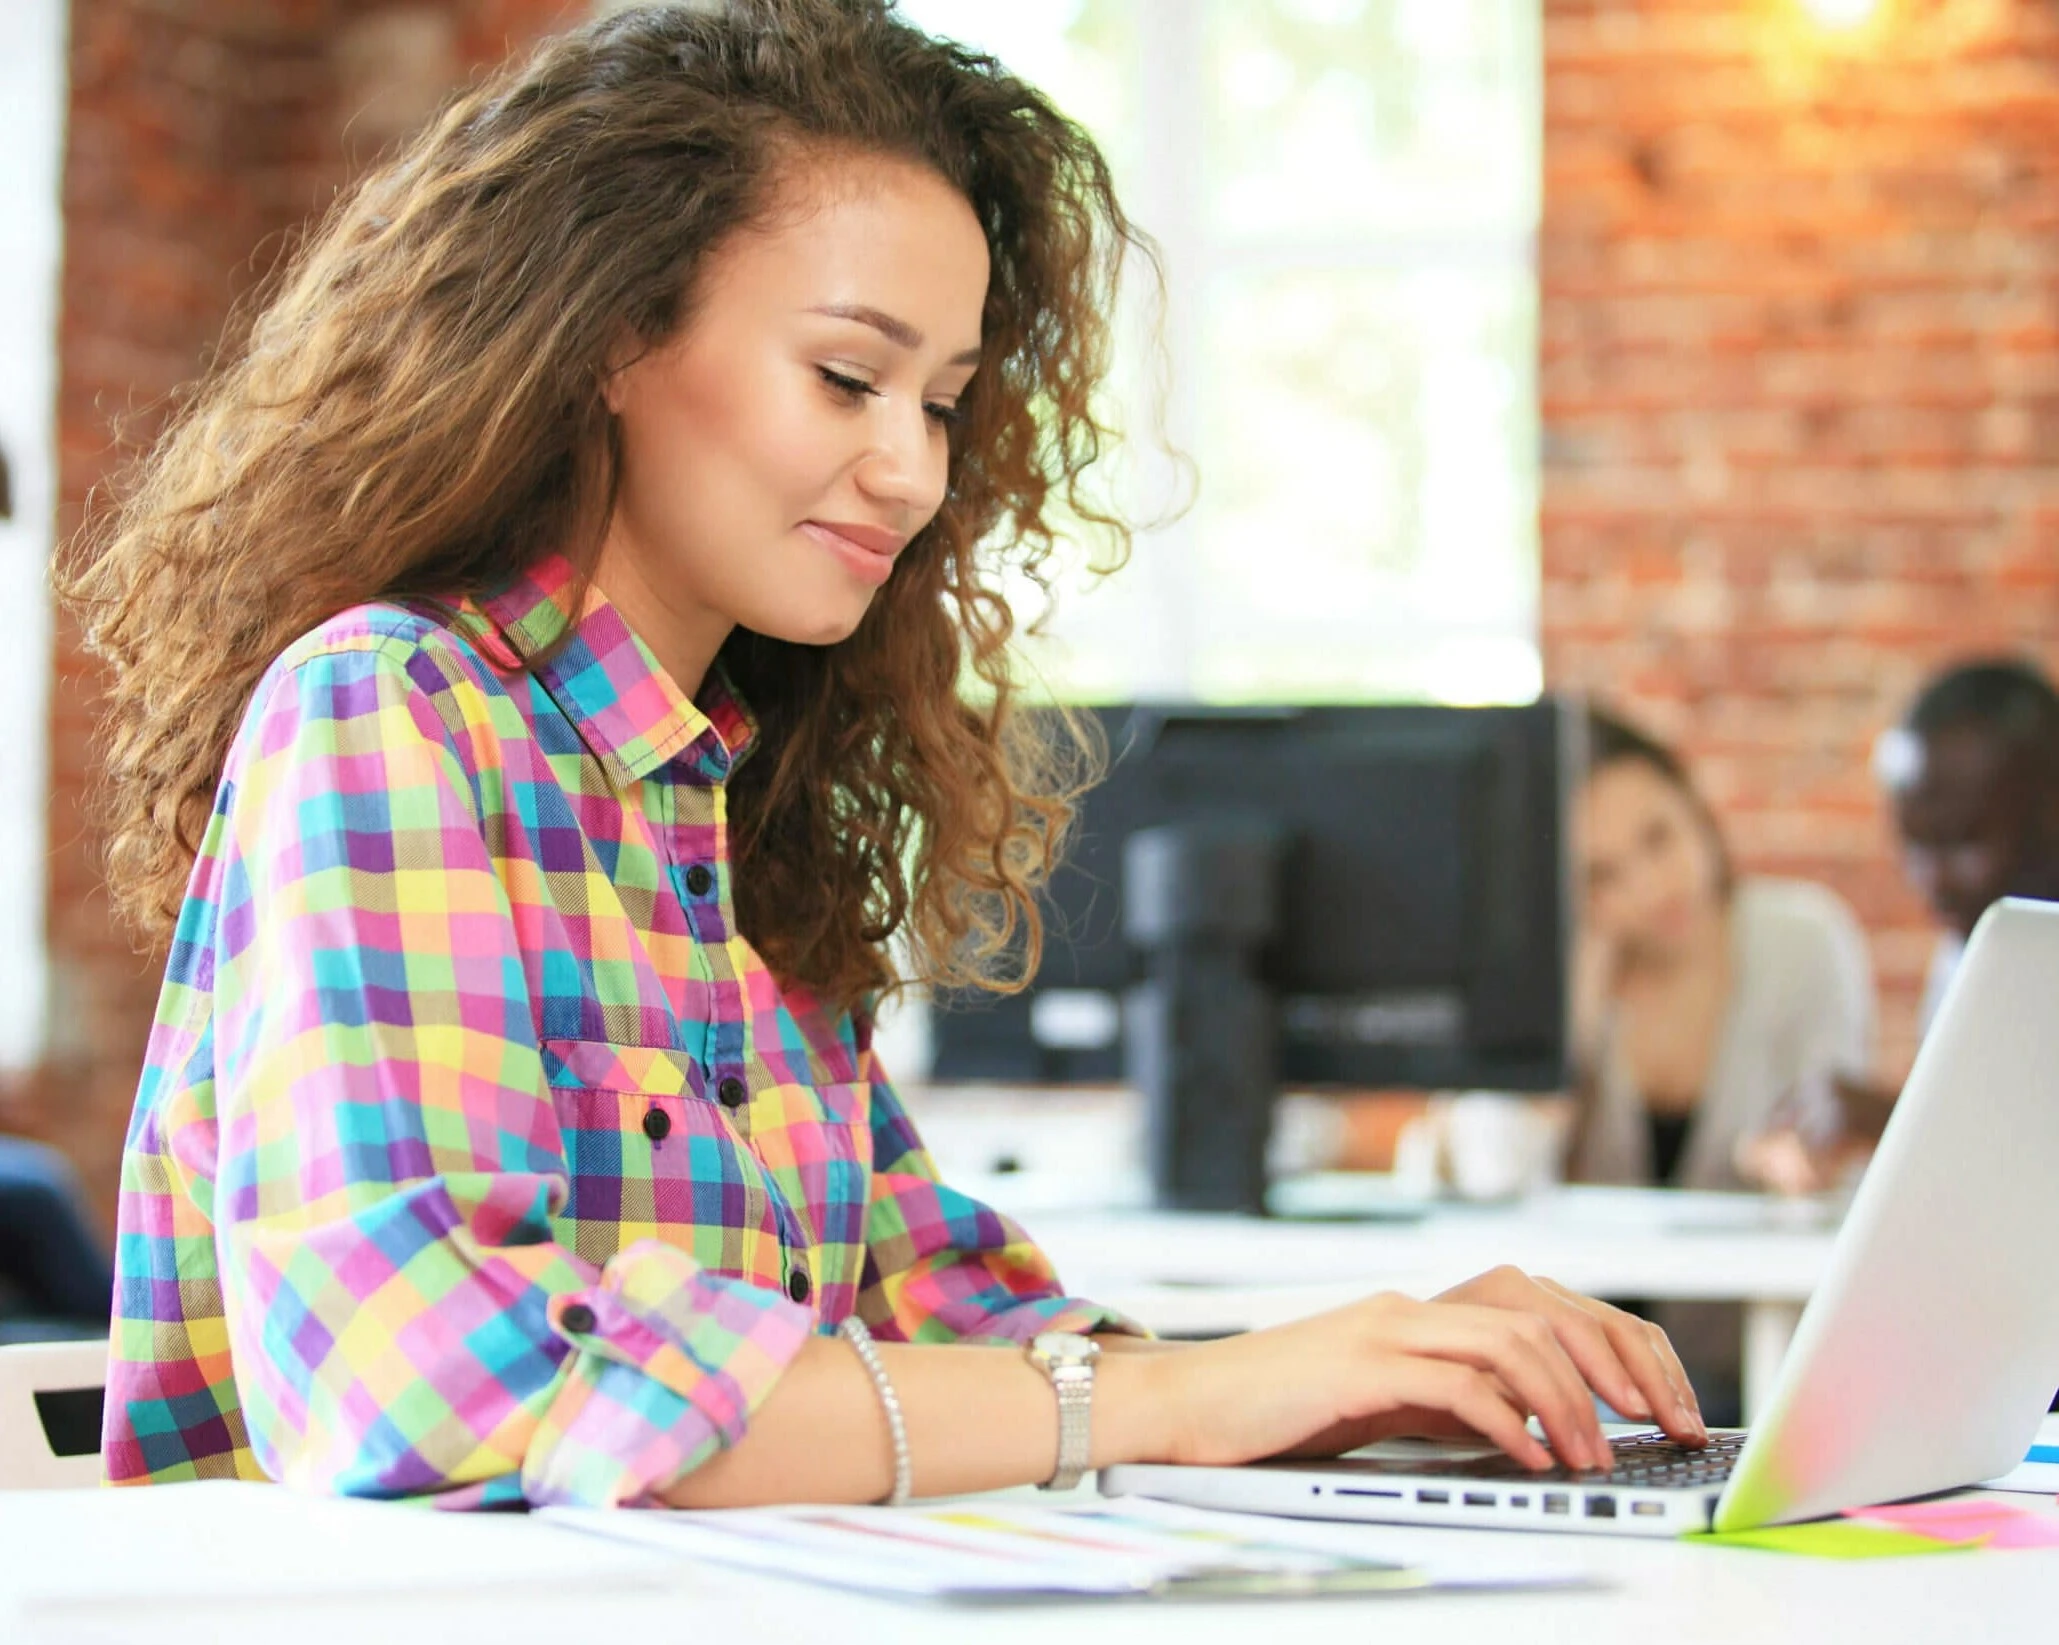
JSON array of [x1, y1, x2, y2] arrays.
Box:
[[1568, 710, 1879, 1425], [1568, 708, 1878, 1194], [1743, 658, 2059, 1194], [0, 1133, 114, 1342], [1882, 658, 2059, 1032]]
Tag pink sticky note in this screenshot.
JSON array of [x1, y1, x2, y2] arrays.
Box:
[[1846, 1499, 2059, 1550]]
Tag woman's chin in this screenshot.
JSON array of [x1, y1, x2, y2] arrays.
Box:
[[747, 593, 876, 649]]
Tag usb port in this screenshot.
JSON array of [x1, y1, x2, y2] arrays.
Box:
[[1464, 1492, 1496, 1508], [1585, 1495, 1618, 1519], [1416, 1489, 1449, 1505], [1632, 1501, 1666, 1518], [1543, 1493, 1570, 1515], [1510, 1495, 1530, 1508]]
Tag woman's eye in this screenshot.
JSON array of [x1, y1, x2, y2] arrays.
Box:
[[817, 366, 877, 402], [923, 401, 963, 428]]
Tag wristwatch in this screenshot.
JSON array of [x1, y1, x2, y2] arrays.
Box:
[[1026, 1330, 1101, 1491]]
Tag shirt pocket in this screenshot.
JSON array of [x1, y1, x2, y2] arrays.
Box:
[[541, 1038, 782, 1282]]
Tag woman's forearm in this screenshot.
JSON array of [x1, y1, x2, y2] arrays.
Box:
[[658, 1333, 1169, 1508]]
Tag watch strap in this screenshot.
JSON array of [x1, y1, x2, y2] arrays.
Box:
[[1029, 1335, 1098, 1491]]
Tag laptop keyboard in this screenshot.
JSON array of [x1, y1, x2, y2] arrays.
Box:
[[1439, 1428, 1749, 1488]]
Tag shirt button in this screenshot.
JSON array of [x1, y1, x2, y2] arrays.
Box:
[[641, 1106, 671, 1141], [684, 863, 715, 897], [787, 1269, 812, 1304], [560, 1303, 597, 1335], [718, 1076, 747, 1109]]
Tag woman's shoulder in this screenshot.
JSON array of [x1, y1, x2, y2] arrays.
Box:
[[1733, 876, 1869, 978], [231, 599, 519, 771], [269, 599, 504, 691]]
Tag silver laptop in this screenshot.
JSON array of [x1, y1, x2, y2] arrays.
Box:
[[1100, 896, 2059, 1537]]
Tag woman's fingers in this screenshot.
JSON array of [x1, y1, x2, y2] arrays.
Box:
[[1369, 1355, 1553, 1471], [1432, 1267, 1709, 1448], [1519, 1289, 1656, 1424], [1381, 1299, 1609, 1469], [1535, 1278, 1707, 1442]]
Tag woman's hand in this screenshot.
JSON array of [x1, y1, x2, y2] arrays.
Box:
[[1735, 1073, 1894, 1196], [1119, 1267, 1706, 1476]]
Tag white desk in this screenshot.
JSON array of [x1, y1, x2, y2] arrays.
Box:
[[8, 1467, 2057, 1645]]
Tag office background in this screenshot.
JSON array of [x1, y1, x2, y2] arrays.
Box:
[[2, 0, 2055, 1225]]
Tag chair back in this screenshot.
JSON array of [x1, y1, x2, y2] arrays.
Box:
[[0, 1338, 108, 1489]]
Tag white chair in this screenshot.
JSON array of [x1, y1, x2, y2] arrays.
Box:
[[0, 1338, 107, 1489]]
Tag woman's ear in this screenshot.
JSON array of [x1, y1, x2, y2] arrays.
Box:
[[598, 327, 648, 417], [600, 357, 631, 417]]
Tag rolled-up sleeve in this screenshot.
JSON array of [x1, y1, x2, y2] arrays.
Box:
[[212, 642, 812, 1508], [852, 1046, 1144, 1346]]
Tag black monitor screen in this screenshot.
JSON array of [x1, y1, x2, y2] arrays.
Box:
[[929, 701, 1571, 1091]]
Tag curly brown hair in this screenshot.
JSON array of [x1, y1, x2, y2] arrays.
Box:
[[62, 0, 1154, 1016]]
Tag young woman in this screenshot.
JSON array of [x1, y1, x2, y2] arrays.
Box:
[[80, 1, 1702, 1510], [1569, 710, 1878, 1192]]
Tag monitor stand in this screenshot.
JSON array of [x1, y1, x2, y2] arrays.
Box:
[[1122, 822, 1284, 1214]]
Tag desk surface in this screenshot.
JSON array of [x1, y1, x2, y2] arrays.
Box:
[[984, 1182, 1840, 1334], [8, 1454, 2058, 1645]]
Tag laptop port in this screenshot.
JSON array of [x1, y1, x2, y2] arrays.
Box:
[[1464, 1492, 1496, 1508], [1632, 1501, 1666, 1518], [1509, 1495, 1530, 1508], [1543, 1493, 1570, 1515], [1585, 1495, 1617, 1519], [1416, 1489, 1449, 1505]]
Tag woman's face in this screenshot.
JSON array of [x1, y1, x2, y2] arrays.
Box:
[[596, 153, 989, 690], [1577, 759, 1726, 961]]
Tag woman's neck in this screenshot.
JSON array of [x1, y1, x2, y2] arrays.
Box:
[[592, 534, 734, 702], [1621, 897, 1732, 989]]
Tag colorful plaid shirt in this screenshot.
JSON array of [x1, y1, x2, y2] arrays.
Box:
[[104, 554, 1130, 1508]]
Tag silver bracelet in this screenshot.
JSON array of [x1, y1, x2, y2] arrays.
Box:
[[838, 1315, 912, 1508]]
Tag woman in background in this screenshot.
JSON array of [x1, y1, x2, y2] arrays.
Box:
[[1570, 708, 1878, 1193], [1570, 709, 1876, 1421]]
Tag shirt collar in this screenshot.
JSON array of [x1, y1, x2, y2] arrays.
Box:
[[461, 553, 758, 788]]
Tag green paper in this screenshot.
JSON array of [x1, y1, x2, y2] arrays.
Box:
[[1686, 1522, 1984, 1559]]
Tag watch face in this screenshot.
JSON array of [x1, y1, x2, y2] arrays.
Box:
[[1032, 1331, 1100, 1365]]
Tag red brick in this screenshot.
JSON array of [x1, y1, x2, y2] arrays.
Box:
[[1546, 0, 2059, 1079]]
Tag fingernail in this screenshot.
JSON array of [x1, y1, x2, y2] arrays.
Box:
[[1624, 1389, 1654, 1420]]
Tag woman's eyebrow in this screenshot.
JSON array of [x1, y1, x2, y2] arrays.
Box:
[[808, 302, 982, 367]]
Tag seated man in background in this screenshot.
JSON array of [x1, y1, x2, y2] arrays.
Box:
[[0, 1134, 115, 1342], [1743, 657, 2059, 1193], [1883, 658, 2059, 1031]]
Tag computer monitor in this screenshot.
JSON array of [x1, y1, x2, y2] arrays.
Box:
[[928, 700, 1576, 1206]]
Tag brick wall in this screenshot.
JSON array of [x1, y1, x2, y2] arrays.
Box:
[[35, 0, 576, 1221], [1542, 0, 2059, 1073]]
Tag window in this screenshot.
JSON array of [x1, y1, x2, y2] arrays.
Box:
[[897, 0, 1542, 706], [0, 0, 66, 1072]]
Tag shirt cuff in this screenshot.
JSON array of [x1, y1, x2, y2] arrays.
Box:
[[520, 1239, 815, 1507]]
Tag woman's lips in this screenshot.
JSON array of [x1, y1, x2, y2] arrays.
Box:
[[801, 519, 903, 586]]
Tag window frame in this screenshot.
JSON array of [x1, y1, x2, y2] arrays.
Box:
[[0, 0, 67, 1073]]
